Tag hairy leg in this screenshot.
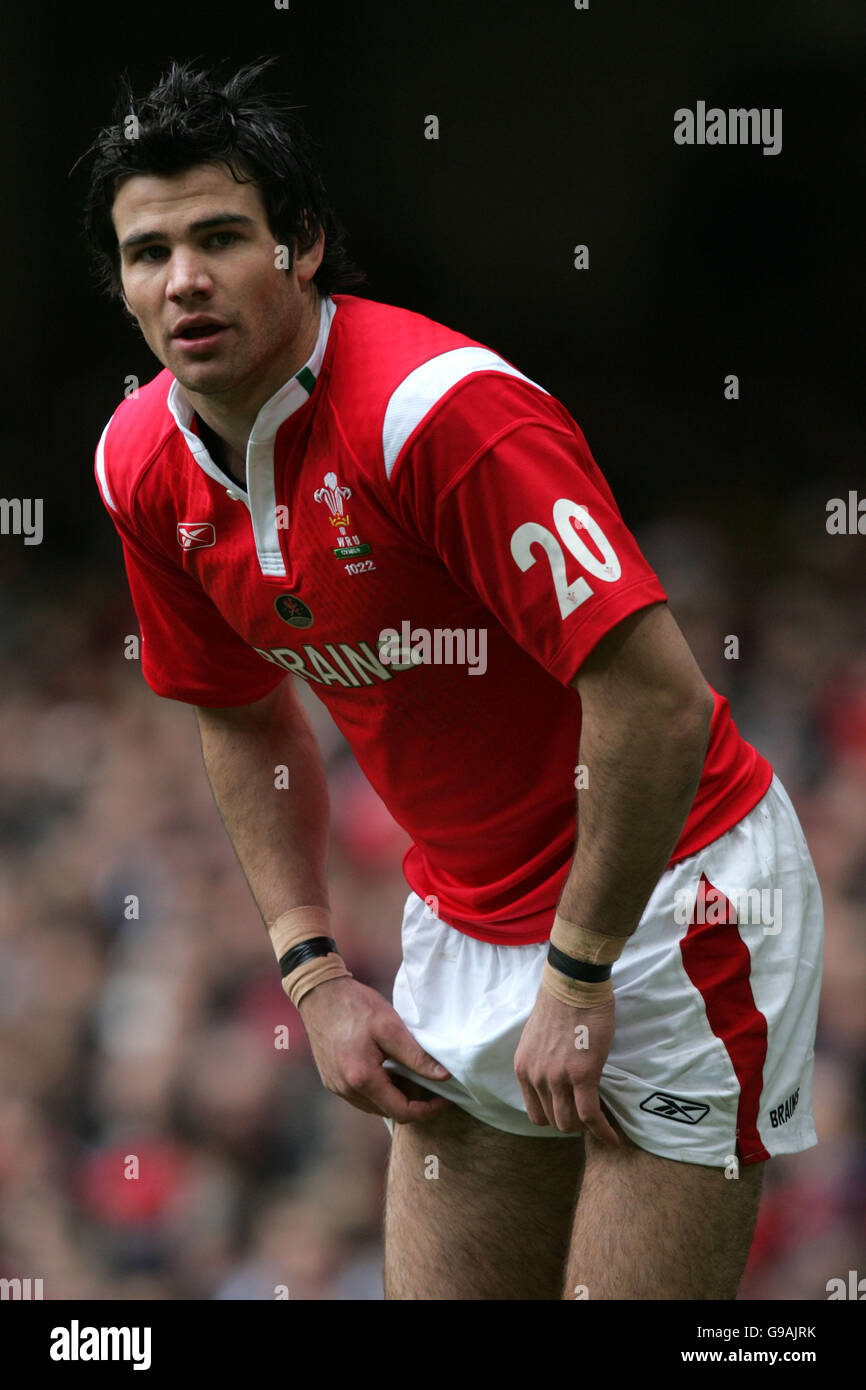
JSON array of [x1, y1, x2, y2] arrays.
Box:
[[384, 1078, 584, 1300], [564, 1118, 763, 1300]]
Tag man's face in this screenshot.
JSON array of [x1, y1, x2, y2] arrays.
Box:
[[112, 162, 315, 399]]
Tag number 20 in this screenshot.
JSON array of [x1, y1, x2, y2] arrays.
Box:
[[510, 499, 621, 620]]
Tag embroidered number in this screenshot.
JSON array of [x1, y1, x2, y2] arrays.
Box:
[[510, 500, 621, 620]]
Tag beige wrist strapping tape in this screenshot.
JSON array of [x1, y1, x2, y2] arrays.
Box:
[[540, 961, 615, 1009], [540, 912, 629, 1009], [268, 904, 353, 1009], [549, 913, 629, 965]]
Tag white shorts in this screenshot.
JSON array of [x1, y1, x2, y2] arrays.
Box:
[[383, 773, 823, 1168]]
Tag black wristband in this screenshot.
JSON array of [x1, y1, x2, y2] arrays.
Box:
[[279, 936, 338, 978], [547, 942, 613, 982]]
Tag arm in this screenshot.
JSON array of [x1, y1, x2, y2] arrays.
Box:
[[514, 603, 714, 1140], [194, 678, 331, 923], [560, 601, 713, 936], [194, 678, 453, 1123]]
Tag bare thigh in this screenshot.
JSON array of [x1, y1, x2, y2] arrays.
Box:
[[565, 1118, 764, 1300], [383, 1079, 584, 1300]]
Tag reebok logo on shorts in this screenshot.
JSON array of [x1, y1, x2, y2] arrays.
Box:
[[769, 1086, 800, 1128], [639, 1092, 710, 1125]]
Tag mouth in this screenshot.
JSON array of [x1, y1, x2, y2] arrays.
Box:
[[171, 322, 231, 353]]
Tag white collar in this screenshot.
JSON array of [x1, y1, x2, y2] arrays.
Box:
[[165, 294, 336, 578]]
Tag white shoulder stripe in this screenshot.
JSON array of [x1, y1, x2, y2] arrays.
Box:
[[382, 346, 549, 481], [95, 413, 118, 511]]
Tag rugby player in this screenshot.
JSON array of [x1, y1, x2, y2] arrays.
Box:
[[83, 59, 823, 1300]]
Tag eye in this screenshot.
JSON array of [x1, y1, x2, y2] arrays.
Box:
[[208, 231, 238, 247], [137, 245, 168, 262]]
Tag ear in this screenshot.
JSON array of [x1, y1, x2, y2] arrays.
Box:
[[120, 289, 138, 324], [295, 224, 326, 287]]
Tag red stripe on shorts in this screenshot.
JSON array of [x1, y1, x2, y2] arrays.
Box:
[[680, 874, 770, 1164]]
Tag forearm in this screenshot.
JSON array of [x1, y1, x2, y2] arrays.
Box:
[[557, 687, 713, 942], [193, 689, 449, 1121], [194, 681, 331, 926]]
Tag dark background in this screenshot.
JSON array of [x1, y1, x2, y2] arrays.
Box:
[[5, 0, 865, 575], [0, 0, 863, 1301]]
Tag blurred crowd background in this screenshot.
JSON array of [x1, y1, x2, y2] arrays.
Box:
[[0, 507, 863, 1300], [2, 0, 864, 1300]]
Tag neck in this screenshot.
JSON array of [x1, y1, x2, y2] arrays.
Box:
[[183, 289, 322, 465], [194, 412, 246, 489]]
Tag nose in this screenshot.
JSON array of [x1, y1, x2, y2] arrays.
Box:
[[165, 248, 214, 302]]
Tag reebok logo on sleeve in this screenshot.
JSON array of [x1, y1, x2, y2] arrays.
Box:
[[177, 522, 216, 550]]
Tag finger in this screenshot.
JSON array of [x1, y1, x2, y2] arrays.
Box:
[[550, 1083, 582, 1134], [515, 1075, 539, 1124], [393, 1094, 453, 1124], [574, 1088, 620, 1146], [375, 1023, 452, 1082], [519, 1078, 552, 1128], [342, 1093, 386, 1116], [365, 1070, 452, 1124], [388, 1073, 454, 1125]]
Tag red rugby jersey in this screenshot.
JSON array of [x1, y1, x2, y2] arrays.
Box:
[[95, 293, 772, 945]]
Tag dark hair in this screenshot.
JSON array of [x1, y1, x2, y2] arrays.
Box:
[[79, 56, 365, 301]]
